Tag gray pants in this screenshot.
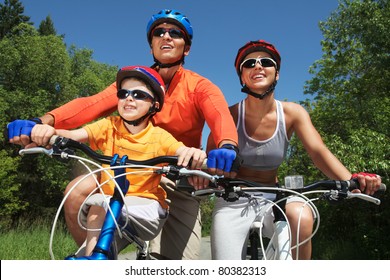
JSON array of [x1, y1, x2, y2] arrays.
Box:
[[149, 177, 202, 260]]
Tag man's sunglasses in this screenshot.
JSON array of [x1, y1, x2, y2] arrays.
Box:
[[152, 27, 185, 39], [117, 89, 154, 101], [240, 57, 277, 72]]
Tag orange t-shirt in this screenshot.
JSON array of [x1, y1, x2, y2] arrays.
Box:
[[49, 67, 238, 148], [84, 116, 184, 209]]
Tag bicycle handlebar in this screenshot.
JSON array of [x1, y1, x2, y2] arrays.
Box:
[[20, 135, 179, 166], [19, 136, 386, 205]]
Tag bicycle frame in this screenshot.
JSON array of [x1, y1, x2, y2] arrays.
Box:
[[66, 155, 131, 260]]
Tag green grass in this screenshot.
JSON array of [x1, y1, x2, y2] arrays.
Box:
[[0, 218, 78, 260], [0, 199, 214, 260], [0, 217, 138, 260]]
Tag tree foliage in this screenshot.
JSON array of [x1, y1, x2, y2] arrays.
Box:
[[38, 15, 57, 36], [0, 2, 117, 229], [279, 0, 390, 259], [305, 0, 389, 138], [0, 0, 388, 259], [0, 0, 31, 39]]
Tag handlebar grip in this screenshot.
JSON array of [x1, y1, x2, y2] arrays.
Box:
[[201, 159, 208, 170], [379, 183, 386, 192], [350, 179, 386, 194], [49, 135, 59, 145]]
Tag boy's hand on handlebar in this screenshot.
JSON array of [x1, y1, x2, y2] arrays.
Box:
[[351, 172, 382, 195], [176, 147, 207, 169], [30, 124, 57, 148], [176, 146, 209, 190], [207, 144, 242, 178]]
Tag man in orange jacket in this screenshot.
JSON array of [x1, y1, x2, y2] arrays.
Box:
[[8, 9, 239, 260]]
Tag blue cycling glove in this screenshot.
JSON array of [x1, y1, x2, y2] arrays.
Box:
[[6, 118, 42, 140], [207, 144, 242, 173]]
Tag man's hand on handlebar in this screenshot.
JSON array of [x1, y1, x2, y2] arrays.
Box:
[[207, 143, 242, 179], [7, 119, 37, 147], [7, 115, 55, 148]]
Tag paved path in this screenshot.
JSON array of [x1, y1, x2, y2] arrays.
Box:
[[119, 236, 211, 260]]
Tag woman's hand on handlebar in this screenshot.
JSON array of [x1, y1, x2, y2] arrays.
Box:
[[351, 172, 382, 195]]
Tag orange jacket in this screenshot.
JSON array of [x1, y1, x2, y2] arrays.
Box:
[[49, 66, 238, 148]]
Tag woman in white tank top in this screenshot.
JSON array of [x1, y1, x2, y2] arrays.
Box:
[[206, 40, 382, 260]]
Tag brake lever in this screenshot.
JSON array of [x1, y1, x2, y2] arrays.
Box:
[[19, 147, 54, 157], [347, 192, 381, 205]]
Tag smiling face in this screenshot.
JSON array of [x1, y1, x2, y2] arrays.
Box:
[[117, 78, 156, 122], [150, 22, 190, 65], [240, 51, 279, 93]]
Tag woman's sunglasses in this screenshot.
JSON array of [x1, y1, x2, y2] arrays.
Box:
[[240, 57, 277, 72], [117, 89, 154, 101], [152, 27, 185, 39]]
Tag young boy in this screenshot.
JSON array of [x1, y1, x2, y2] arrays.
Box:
[[30, 66, 207, 256]]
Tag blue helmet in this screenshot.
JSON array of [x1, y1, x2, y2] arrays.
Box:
[[147, 9, 193, 45]]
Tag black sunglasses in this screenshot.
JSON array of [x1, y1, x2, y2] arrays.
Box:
[[240, 57, 277, 72], [117, 89, 154, 101], [152, 27, 185, 39]]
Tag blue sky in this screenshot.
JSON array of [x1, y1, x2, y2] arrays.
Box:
[[21, 0, 339, 146]]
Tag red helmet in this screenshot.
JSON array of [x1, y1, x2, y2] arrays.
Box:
[[116, 66, 165, 111], [234, 40, 281, 83]]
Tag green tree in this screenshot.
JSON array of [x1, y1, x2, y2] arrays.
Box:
[[0, 24, 71, 117], [304, 0, 389, 177], [280, 0, 390, 259], [68, 45, 118, 98], [305, 0, 389, 138], [38, 15, 57, 36], [0, 0, 31, 39], [0, 22, 117, 229]]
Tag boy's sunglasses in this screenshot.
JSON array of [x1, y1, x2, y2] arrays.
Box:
[[152, 27, 185, 39], [117, 89, 154, 101], [240, 57, 277, 72]]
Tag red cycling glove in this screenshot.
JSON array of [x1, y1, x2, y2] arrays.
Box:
[[351, 172, 378, 179]]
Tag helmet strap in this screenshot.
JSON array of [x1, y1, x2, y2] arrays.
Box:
[[151, 54, 185, 68], [151, 46, 187, 68], [241, 81, 277, 100], [121, 104, 157, 126]]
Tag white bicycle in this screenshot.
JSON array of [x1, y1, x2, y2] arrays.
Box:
[[190, 174, 386, 260]]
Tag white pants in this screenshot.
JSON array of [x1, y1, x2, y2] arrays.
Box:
[[211, 194, 315, 260], [211, 196, 275, 260]]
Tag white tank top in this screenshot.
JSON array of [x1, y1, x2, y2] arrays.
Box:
[[237, 99, 290, 171]]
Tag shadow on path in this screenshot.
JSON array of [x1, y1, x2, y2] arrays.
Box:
[[119, 236, 211, 260]]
